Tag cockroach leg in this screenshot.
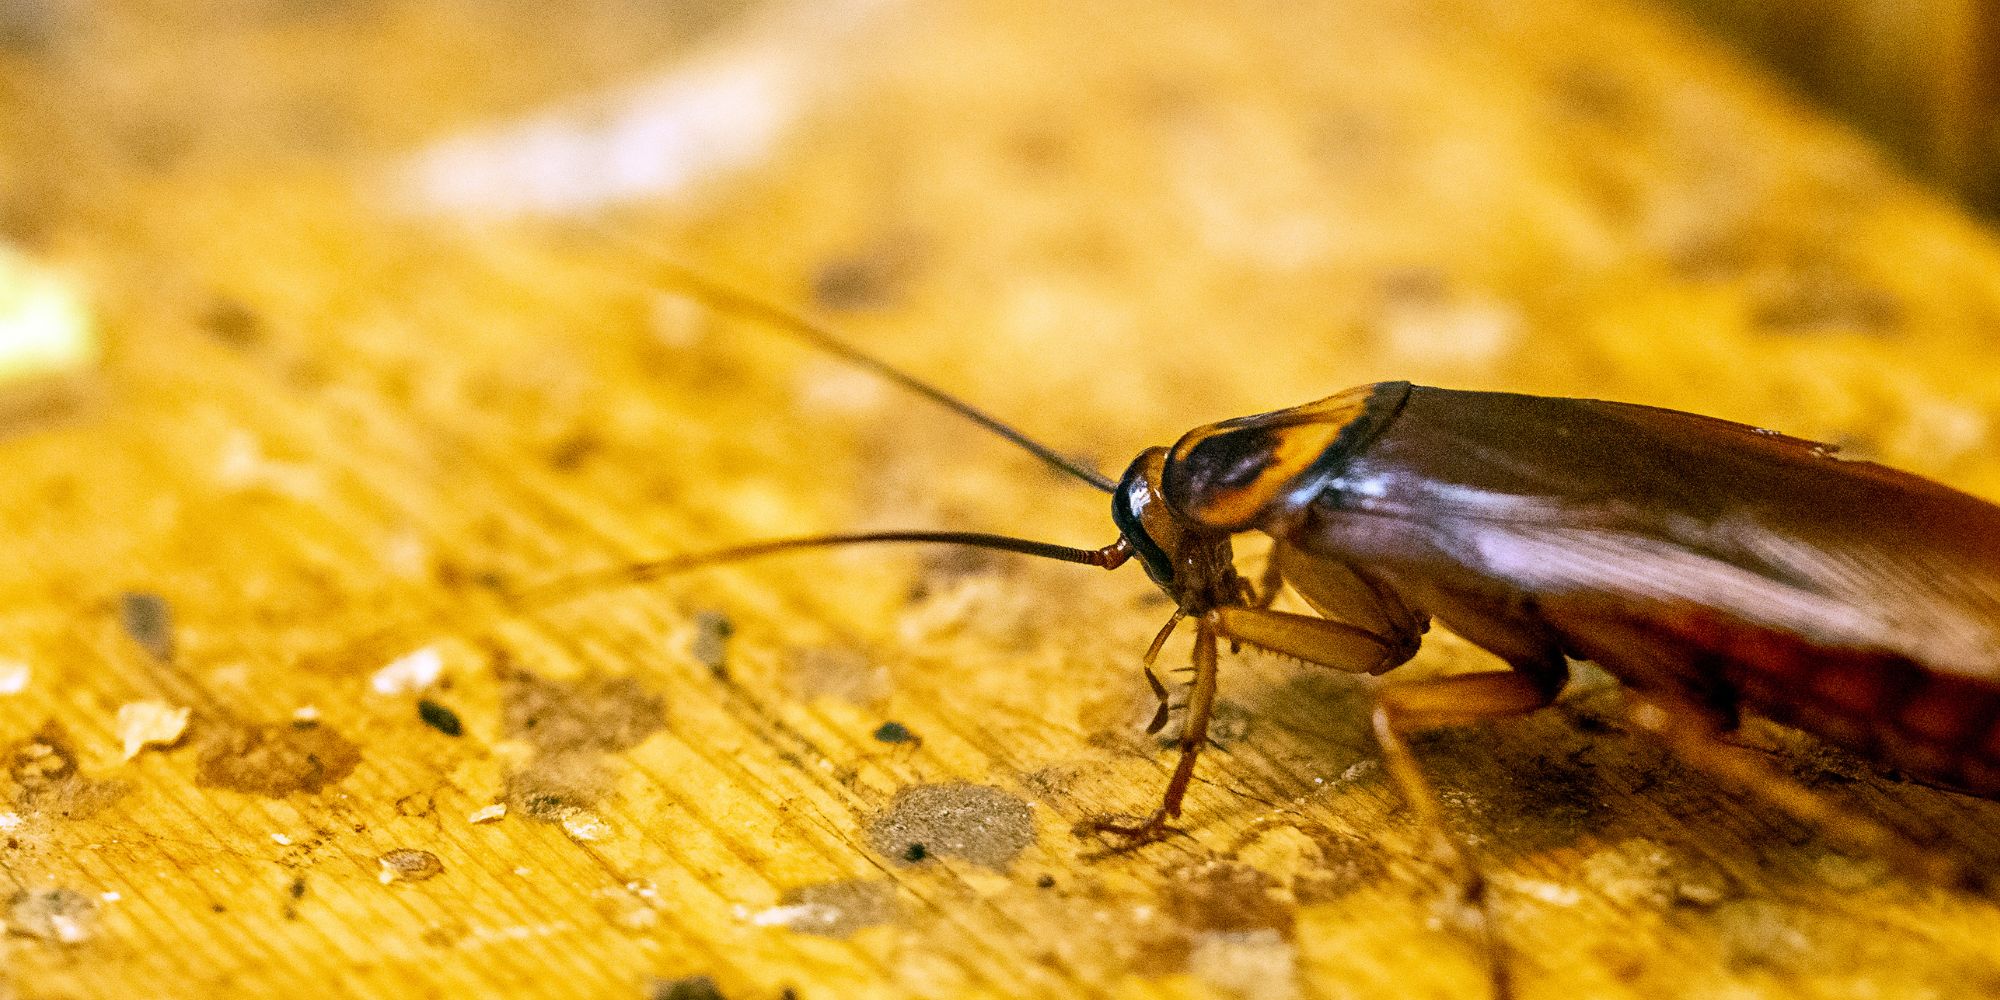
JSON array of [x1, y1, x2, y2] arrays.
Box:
[[1086, 615, 1222, 848], [1370, 665, 1566, 1000], [1212, 606, 1417, 674], [1625, 693, 1984, 893], [1248, 553, 1286, 610]]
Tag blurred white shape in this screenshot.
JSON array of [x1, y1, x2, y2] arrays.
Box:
[[399, 0, 895, 216], [371, 646, 444, 695], [0, 245, 94, 382]]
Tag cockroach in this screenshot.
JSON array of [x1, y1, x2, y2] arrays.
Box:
[[359, 254, 2000, 996]]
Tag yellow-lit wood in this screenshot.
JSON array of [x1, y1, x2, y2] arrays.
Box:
[[4, 1, 2000, 998]]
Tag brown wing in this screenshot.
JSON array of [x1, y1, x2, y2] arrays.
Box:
[[1288, 386, 2000, 677]]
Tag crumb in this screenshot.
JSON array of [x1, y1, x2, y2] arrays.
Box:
[[468, 804, 507, 824], [372, 647, 443, 695], [377, 849, 444, 884], [115, 700, 190, 760]]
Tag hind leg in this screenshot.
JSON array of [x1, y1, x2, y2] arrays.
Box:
[[1625, 691, 1981, 892]]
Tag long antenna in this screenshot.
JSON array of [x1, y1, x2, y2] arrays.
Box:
[[576, 224, 1119, 493], [324, 532, 1132, 669]]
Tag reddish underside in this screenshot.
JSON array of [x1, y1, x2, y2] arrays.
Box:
[[1645, 611, 2000, 796]]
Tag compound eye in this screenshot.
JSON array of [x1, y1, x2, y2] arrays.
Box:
[[1111, 453, 1178, 587]]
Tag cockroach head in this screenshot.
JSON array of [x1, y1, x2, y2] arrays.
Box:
[[1112, 448, 1236, 606]]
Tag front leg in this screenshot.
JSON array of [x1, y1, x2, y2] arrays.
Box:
[[1087, 612, 1222, 846]]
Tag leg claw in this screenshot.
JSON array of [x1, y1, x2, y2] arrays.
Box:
[[1075, 811, 1183, 853]]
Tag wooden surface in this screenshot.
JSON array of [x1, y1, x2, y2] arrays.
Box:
[[5, 1, 2000, 998]]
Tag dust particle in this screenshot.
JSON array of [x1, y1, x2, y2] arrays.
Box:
[[754, 880, 899, 938], [871, 721, 918, 745], [502, 672, 665, 752], [647, 975, 726, 1000], [6, 888, 96, 944], [377, 849, 444, 884], [118, 591, 174, 662], [195, 721, 361, 797], [788, 645, 889, 705], [7, 723, 126, 818], [865, 782, 1036, 870], [688, 610, 733, 676], [505, 749, 611, 820], [417, 699, 463, 737]]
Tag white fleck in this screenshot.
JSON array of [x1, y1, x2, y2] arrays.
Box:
[[1509, 877, 1582, 907], [98, 892, 120, 903], [751, 902, 838, 928], [0, 660, 29, 695], [561, 811, 612, 842], [513, 867, 533, 877], [116, 700, 191, 760], [291, 704, 321, 723], [0, 813, 20, 831], [468, 804, 507, 824], [270, 833, 292, 846], [215, 430, 323, 497], [371, 647, 444, 695]]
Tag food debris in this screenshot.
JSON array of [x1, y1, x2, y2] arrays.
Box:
[[271, 833, 292, 846], [865, 782, 1036, 870], [6, 888, 97, 944], [291, 705, 321, 724], [871, 721, 918, 745], [417, 699, 463, 737], [647, 976, 726, 1000], [116, 700, 190, 760], [117, 592, 174, 662], [561, 811, 613, 842], [751, 880, 898, 938], [505, 748, 610, 820], [688, 610, 733, 676], [1163, 861, 1294, 935], [468, 803, 507, 824], [0, 660, 29, 695], [502, 672, 664, 752], [195, 721, 361, 797], [377, 849, 445, 884], [8, 723, 126, 818], [371, 647, 443, 695]]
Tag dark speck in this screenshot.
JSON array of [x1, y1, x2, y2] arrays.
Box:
[[1036, 875, 1055, 889], [647, 975, 726, 1000], [119, 591, 174, 662], [201, 298, 264, 348], [902, 843, 928, 863], [417, 700, 463, 737], [287, 877, 307, 900], [872, 721, 918, 745]]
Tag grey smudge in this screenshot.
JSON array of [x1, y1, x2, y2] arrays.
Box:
[[865, 782, 1035, 870]]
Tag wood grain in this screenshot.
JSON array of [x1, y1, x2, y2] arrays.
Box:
[[4, 1, 2000, 998]]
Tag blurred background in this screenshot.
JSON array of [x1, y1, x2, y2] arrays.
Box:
[[3, 2, 2000, 999]]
